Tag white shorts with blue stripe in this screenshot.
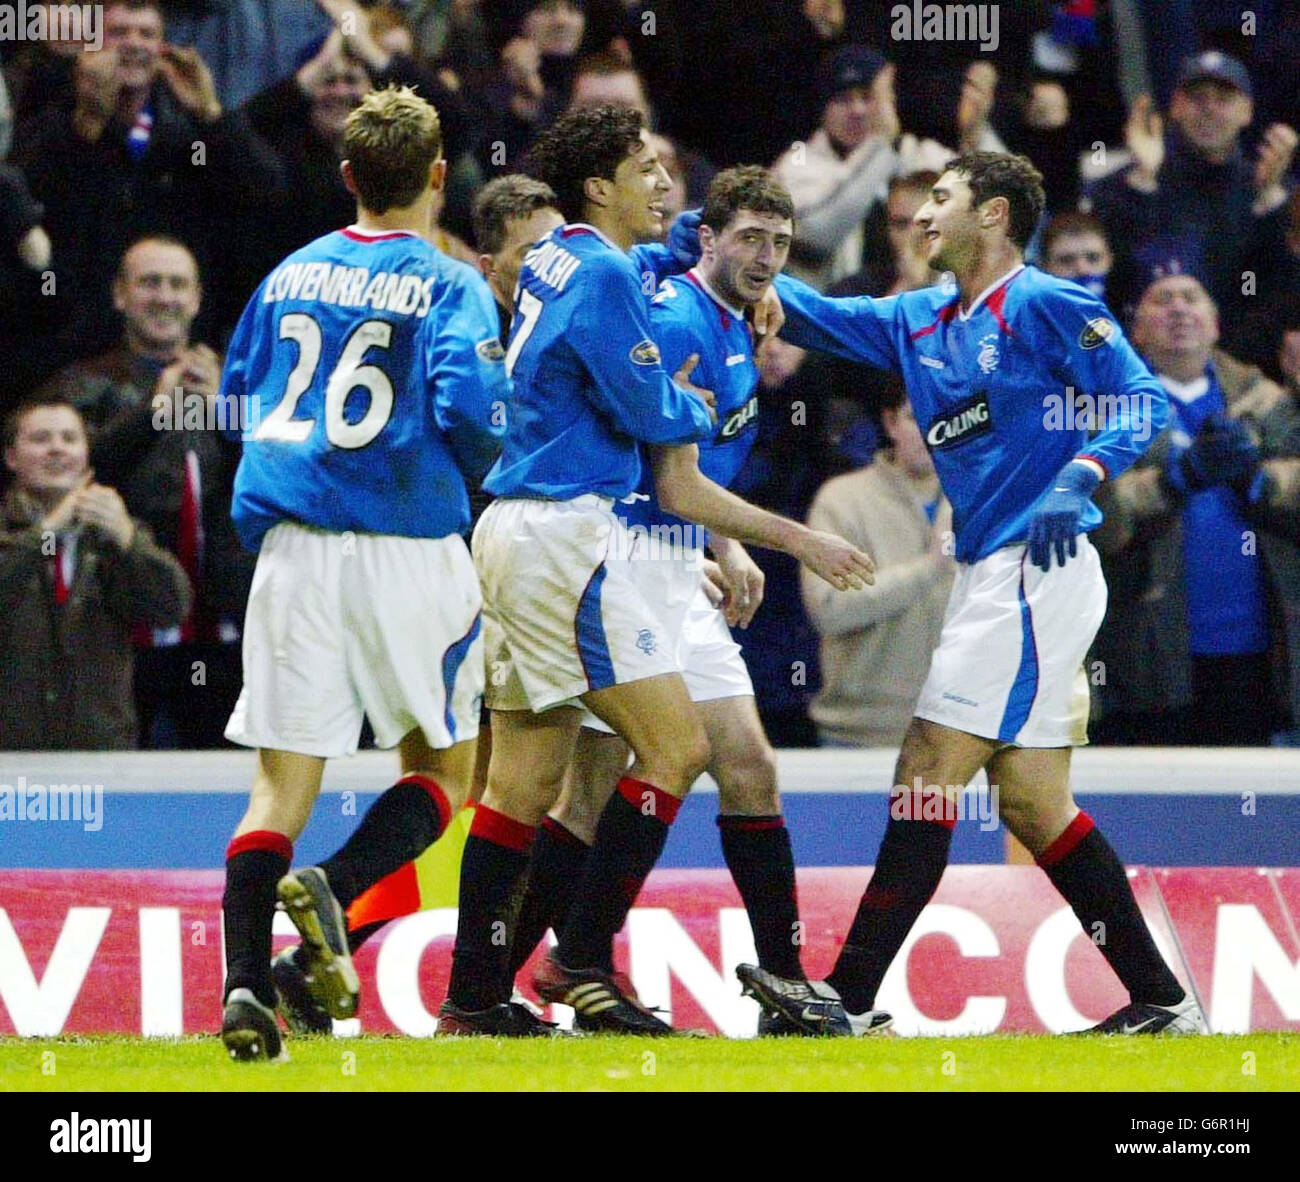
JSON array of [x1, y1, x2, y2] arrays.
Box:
[[225, 521, 484, 758], [580, 547, 754, 734], [475, 495, 681, 713], [912, 534, 1106, 748]]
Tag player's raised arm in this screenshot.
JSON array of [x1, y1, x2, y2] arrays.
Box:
[[573, 252, 715, 444], [651, 443, 875, 590], [1038, 281, 1170, 483], [426, 269, 510, 481], [771, 271, 902, 373]]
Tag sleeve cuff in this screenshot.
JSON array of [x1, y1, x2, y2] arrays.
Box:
[[1073, 456, 1107, 483]]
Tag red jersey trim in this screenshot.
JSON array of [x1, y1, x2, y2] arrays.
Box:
[[339, 228, 421, 243]]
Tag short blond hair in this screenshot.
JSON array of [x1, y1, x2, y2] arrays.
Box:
[[343, 86, 443, 214]]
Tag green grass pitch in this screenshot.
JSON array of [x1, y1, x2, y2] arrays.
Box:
[[2, 1034, 1294, 1092]]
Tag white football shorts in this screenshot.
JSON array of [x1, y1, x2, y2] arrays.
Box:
[[474, 495, 682, 712], [578, 545, 753, 734], [225, 521, 484, 758], [913, 533, 1107, 747]]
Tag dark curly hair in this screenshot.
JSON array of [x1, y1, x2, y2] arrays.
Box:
[[944, 151, 1046, 250], [524, 104, 645, 223], [700, 165, 794, 235]]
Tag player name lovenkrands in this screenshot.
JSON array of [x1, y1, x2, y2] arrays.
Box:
[[262, 262, 438, 317]]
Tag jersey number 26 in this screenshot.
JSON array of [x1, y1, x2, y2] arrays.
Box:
[[254, 313, 395, 448]]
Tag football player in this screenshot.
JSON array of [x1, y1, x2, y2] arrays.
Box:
[[266, 176, 717, 1038], [738, 152, 1206, 1037], [441, 106, 873, 1035], [504, 166, 893, 1036], [217, 86, 506, 1060]]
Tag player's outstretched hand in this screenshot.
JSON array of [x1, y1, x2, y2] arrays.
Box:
[[674, 353, 717, 421], [1028, 461, 1099, 571], [796, 527, 875, 591], [668, 208, 702, 266]]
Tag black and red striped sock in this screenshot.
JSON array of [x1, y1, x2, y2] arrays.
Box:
[[222, 829, 292, 1009], [447, 805, 535, 1012], [556, 777, 680, 973], [718, 814, 804, 979], [826, 810, 954, 1013], [320, 774, 453, 910], [508, 817, 591, 978], [1038, 812, 1184, 1006]]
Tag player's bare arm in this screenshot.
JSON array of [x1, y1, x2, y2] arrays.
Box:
[[651, 442, 875, 590]]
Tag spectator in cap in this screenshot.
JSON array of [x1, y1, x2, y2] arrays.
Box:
[[1085, 50, 1299, 351], [771, 46, 961, 289], [1090, 267, 1300, 746]]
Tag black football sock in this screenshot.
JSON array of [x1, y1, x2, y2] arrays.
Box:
[[826, 811, 954, 1014], [319, 774, 452, 909], [446, 805, 535, 1012], [556, 778, 679, 973], [222, 830, 292, 1009], [718, 814, 804, 979], [508, 817, 591, 978], [346, 920, 388, 954], [1038, 812, 1184, 1007]]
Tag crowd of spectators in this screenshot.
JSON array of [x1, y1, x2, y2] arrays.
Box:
[[2, 0, 1299, 749]]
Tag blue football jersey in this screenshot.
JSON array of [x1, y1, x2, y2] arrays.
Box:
[[225, 227, 508, 551], [617, 270, 760, 545], [483, 223, 715, 501], [775, 265, 1169, 562]]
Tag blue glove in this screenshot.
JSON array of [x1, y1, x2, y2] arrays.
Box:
[[667, 207, 702, 266], [1028, 461, 1100, 571]]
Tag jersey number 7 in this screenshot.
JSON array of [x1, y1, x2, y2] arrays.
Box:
[[254, 313, 395, 449], [504, 289, 543, 379]]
